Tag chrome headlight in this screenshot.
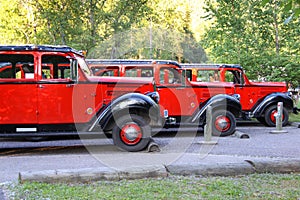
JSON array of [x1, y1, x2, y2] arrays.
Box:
[[232, 94, 241, 101], [286, 91, 292, 97]]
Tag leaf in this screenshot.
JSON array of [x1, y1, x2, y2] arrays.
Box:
[[261, 0, 270, 6], [283, 1, 293, 12], [294, 8, 300, 16]]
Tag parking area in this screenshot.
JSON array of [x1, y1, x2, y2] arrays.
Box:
[[0, 123, 299, 183]]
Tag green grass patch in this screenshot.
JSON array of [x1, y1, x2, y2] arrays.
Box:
[[290, 100, 300, 122], [289, 113, 300, 122], [4, 173, 300, 200]]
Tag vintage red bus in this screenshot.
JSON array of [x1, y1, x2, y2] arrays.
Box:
[[182, 63, 295, 126], [87, 59, 242, 136], [0, 46, 161, 152]]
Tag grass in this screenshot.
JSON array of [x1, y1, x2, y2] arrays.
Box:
[[289, 100, 300, 122], [289, 113, 300, 122], [4, 173, 300, 200]]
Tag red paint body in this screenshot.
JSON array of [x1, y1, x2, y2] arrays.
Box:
[[183, 64, 287, 111], [0, 49, 154, 127], [88, 60, 236, 118]]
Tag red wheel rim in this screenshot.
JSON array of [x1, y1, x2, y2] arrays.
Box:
[[270, 110, 284, 123], [120, 123, 142, 145], [215, 115, 231, 132]]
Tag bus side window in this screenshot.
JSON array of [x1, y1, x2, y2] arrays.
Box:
[[141, 68, 153, 77], [125, 68, 137, 77], [225, 71, 234, 83], [42, 65, 52, 79], [41, 55, 70, 79], [0, 54, 34, 79], [160, 68, 182, 84], [0, 63, 14, 78]]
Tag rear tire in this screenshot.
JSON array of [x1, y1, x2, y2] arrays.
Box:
[[112, 114, 151, 152], [264, 105, 289, 127], [212, 110, 236, 137]]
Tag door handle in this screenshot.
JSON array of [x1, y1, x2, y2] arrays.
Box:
[[38, 84, 44, 88], [66, 84, 75, 88]]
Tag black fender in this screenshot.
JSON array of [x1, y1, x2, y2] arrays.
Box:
[[252, 92, 294, 117], [192, 94, 242, 124], [88, 93, 161, 132]]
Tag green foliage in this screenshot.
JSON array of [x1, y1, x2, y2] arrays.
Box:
[[88, 26, 207, 63], [0, 0, 299, 84], [202, 0, 300, 84], [0, 0, 205, 62], [34, 0, 86, 48], [262, 0, 300, 18], [0, 0, 35, 44], [0, 0, 153, 50]]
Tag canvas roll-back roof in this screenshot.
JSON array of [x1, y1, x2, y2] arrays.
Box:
[[181, 63, 243, 70], [86, 59, 182, 68], [0, 45, 83, 56]]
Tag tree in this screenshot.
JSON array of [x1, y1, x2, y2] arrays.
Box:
[[33, 0, 87, 49], [88, 26, 207, 63], [201, 0, 300, 85], [0, 0, 36, 44], [87, 0, 208, 62], [263, 0, 300, 19], [0, 0, 208, 62]]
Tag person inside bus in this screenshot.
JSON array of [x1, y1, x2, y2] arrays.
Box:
[[209, 71, 220, 82]]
